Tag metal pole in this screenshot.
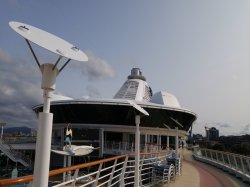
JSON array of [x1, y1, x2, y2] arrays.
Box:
[[1, 125, 3, 142], [63, 156, 66, 182], [167, 136, 169, 150], [0, 123, 6, 142], [67, 156, 72, 181], [99, 128, 104, 157], [32, 64, 58, 187], [135, 114, 140, 187], [175, 127, 179, 158], [144, 134, 147, 152]]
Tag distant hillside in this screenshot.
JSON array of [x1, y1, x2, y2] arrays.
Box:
[[4, 126, 33, 134]]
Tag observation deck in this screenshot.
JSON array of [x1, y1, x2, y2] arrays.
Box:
[[0, 148, 249, 187]]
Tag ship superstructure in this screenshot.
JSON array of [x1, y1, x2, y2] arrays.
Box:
[[32, 68, 196, 161]]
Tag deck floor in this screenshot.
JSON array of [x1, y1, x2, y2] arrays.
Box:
[[167, 149, 249, 187]]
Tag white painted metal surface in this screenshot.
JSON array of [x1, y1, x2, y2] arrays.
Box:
[[127, 100, 149, 116], [151, 91, 181, 108], [9, 21, 88, 62], [51, 145, 95, 156], [33, 112, 53, 187]]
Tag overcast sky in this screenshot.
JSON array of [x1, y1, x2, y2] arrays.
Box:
[[0, 0, 249, 136]]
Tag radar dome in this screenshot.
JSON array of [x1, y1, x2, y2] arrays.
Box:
[[151, 91, 181, 108]]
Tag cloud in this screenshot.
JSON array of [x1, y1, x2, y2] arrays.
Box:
[[0, 49, 42, 128], [241, 124, 250, 134], [0, 49, 11, 63], [85, 85, 101, 98], [71, 51, 115, 81], [0, 48, 115, 128], [216, 123, 231, 128]]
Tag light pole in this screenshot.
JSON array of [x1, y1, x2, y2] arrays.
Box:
[[127, 100, 149, 187], [9, 21, 88, 187], [134, 114, 140, 187], [0, 123, 6, 142]]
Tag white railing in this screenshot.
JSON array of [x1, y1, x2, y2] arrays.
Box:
[[104, 141, 170, 155], [193, 147, 250, 183], [0, 151, 181, 187]]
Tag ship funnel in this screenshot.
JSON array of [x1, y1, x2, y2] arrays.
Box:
[[128, 68, 146, 81], [114, 68, 152, 101]]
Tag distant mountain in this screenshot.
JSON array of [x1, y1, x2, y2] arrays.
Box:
[[4, 126, 33, 134]]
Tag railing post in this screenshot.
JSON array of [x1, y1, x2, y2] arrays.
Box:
[[233, 155, 238, 170], [72, 168, 79, 186], [108, 159, 118, 186], [120, 156, 128, 187], [221, 153, 225, 164], [246, 159, 250, 175], [210, 150, 213, 160], [93, 163, 103, 187], [228, 154, 231, 168], [215, 151, 219, 162], [205, 149, 208, 158], [240, 157, 245, 173]]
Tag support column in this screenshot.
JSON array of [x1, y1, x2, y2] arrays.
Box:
[[32, 64, 58, 187], [99, 128, 104, 157], [175, 127, 179, 158], [156, 135, 159, 151], [134, 115, 140, 187], [144, 134, 148, 152], [33, 112, 53, 187], [67, 156, 72, 181], [63, 156, 66, 182], [159, 135, 161, 151], [167, 136, 169, 150]]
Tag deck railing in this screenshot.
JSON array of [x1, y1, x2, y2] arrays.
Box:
[[193, 147, 250, 183], [104, 141, 173, 154], [0, 137, 31, 168], [0, 151, 179, 187]]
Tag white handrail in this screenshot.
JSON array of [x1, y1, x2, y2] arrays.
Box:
[[0, 151, 178, 187], [193, 147, 250, 183]]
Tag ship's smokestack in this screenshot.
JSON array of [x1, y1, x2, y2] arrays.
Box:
[[113, 68, 152, 101], [128, 68, 146, 81]]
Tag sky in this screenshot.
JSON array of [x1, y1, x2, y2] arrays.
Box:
[[0, 0, 249, 136]]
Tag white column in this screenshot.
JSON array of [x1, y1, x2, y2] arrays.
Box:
[[63, 156, 66, 182], [99, 128, 104, 157], [144, 134, 148, 152], [175, 127, 179, 158], [33, 112, 53, 187], [159, 135, 161, 151], [156, 135, 159, 151], [134, 115, 140, 187], [1, 125, 3, 142], [167, 136, 169, 150], [67, 156, 72, 181], [32, 64, 58, 187], [0, 123, 6, 142]]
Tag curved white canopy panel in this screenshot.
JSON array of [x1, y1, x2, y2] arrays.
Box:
[[51, 145, 95, 156], [127, 100, 149, 116], [9, 21, 88, 62]]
